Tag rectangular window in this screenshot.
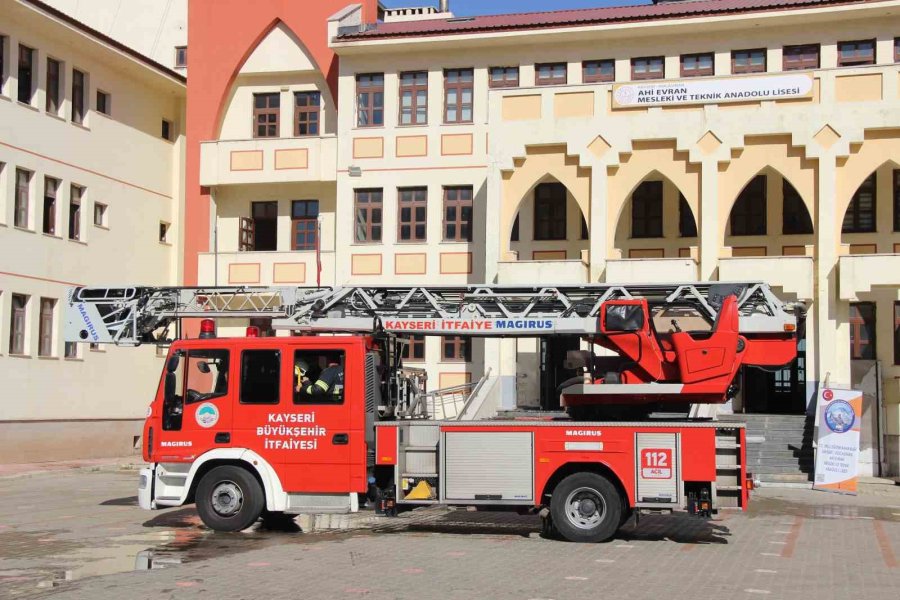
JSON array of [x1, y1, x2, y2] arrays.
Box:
[[159, 221, 169, 243], [843, 173, 876, 233], [582, 59, 615, 83], [534, 182, 567, 241], [399, 71, 428, 126], [731, 175, 767, 236], [849, 302, 876, 360], [838, 39, 875, 67], [96, 90, 111, 115], [72, 69, 85, 123], [783, 44, 820, 71], [293, 350, 345, 405], [354, 189, 383, 243], [294, 91, 320, 136], [250, 201, 277, 251], [732, 48, 766, 74], [442, 336, 470, 362], [631, 56, 664, 81], [0, 36, 5, 93], [443, 68, 473, 124], [94, 202, 107, 227], [64, 342, 78, 359], [631, 181, 663, 239], [161, 119, 172, 141], [401, 335, 426, 362], [536, 62, 567, 86], [185, 349, 230, 403], [895, 302, 900, 365], [253, 92, 279, 138], [18, 44, 34, 104], [681, 53, 714, 77], [46, 57, 61, 113], [38, 298, 54, 357], [14, 168, 30, 229], [240, 349, 281, 404], [356, 73, 384, 127], [896, 38, 900, 63], [175, 46, 187, 68], [443, 186, 473, 242], [69, 184, 83, 240], [783, 181, 813, 235], [489, 66, 519, 88], [398, 187, 427, 242], [10, 294, 27, 355], [291, 200, 319, 250], [679, 195, 697, 237], [894, 170, 900, 232], [43, 176, 59, 235]]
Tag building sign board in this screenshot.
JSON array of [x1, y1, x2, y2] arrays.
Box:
[[612, 73, 814, 108], [813, 387, 862, 495]]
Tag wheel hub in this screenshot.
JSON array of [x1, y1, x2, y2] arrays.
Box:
[[577, 498, 597, 518], [211, 481, 243, 517], [565, 487, 607, 530]]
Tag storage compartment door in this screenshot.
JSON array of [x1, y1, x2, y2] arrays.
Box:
[[443, 431, 533, 502], [635, 432, 679, 505]]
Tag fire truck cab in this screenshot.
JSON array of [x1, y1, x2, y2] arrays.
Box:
[[139, 324, 748, 543]]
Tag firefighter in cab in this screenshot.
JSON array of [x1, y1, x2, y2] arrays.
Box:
[[295, 353, 344, 400]]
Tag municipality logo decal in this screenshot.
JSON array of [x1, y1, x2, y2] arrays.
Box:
[[195, 402, 219, 428]]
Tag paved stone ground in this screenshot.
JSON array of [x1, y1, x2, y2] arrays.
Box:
[[0, 470, 898, 600]]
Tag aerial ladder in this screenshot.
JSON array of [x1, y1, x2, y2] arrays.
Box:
[[66, 281, 802, 419]]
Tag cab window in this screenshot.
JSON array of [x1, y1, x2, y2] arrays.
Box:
[[293, 350, 345, 405], [241, 349, 281, 404], [185, 349, 229, 404]]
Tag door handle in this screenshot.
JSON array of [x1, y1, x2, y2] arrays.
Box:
[[215, 432, 230, 444], [332, 433, 349, 445]]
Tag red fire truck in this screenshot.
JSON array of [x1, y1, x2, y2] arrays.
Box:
[[65, 283, 800, 542]]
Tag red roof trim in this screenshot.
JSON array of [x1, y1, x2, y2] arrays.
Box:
[[339, 0, 885, 41]]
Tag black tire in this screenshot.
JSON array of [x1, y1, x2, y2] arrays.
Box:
[[550, 472, 622, 543], [196, 465, 265, 532]]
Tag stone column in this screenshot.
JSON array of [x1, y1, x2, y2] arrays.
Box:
[[699, 158, 720, 281]]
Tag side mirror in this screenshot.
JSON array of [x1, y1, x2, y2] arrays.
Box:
[[166, 353, 180, 373], [197, 361, 211, 374]]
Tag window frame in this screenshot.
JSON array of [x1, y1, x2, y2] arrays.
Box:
[[38, 298, 55, 357], [252, 92, 280, 138], [354, 188, 383, 243], [582, 59, 615, 83], [442, 186, 474, 242], [837, 39, 876, 67], [356, 73, 384, 128], [14, 168, 31, 229], [239, 349, 281, 405], [93, 202, 107, 228], [71, 68, 86, 124], [69, 184, 84, 241], [43, 176, 59, 235], [293, 91, 321, 137], [175, 46, 187, 69], [782, 44, 820, 71], [10, 294, 28, 355], [96, 89, 111, 116], [680, 52, 715, 78], [161, 119, 173, 141], [291, 199, 319, 251], [397, 187, 428, 243], [631, 56, 665, 81], [489, 66, 519, 88], [782, 180, 813, 235], [731, 175, 767, 237], [535, 62, 568, 86], [441, 335, 471, 362], [159, 221, 170, 243], [443, 68, 474, 124], [398, 71, 428, 126], [401, 335, 426, 362], [631, 181, 664, 239], [849, 302, 876, 360], [17, 44, 34, 105], [731, 48, 767, 74], [842, 173, 877, 234], [533, 182, 567, 241], [46, 57, 61, 113]]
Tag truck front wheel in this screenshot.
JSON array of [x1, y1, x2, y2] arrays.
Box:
[[196, 465, 265, 532], [550, 472, 622, 543]]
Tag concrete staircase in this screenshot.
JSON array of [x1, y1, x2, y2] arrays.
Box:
[[719, 413, 814, 486]]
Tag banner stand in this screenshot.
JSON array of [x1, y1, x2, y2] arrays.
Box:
[[813, 387, 862, 495]]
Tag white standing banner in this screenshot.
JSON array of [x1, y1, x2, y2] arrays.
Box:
[[612, 73, 814, 108], [813, 388, 862, 495]]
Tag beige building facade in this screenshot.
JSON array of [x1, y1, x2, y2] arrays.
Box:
[[0, 0, 186, 461]]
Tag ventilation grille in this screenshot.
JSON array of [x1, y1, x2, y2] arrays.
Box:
[[365, 352, 378, 414]]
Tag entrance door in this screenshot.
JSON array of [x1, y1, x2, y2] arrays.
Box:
[[540, 336, 582, 410], [742, 321, 807, 414]]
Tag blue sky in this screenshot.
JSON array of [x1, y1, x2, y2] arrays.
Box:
[[381, 0, 650, 17]]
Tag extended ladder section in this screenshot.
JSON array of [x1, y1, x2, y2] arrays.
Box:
[[64, 282, 799, 346]]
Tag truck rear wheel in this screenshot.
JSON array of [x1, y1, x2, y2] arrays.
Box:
[[196, 465, 264, 532], [550, 472, 622, 543]]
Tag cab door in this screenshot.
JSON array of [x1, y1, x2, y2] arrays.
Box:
[[277, 343, 359, 493]]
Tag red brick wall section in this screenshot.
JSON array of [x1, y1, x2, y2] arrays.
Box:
[[184, 0, 378, 284]]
